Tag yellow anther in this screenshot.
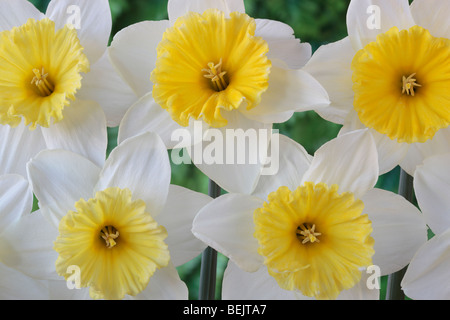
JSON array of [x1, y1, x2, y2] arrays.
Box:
[[202, 58, 228, 91], [100, 226, 119, 249], [297, 223, 321, 244], [402, 73, 421, 96], [31, 67, 54, 97]]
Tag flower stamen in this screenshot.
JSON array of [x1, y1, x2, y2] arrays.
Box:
[[31, 67, 54, 97], [202, 58, 228, 91], [296, 223, 321, 244], [100, 225, 119, 248], [402, 73, 421, 96]]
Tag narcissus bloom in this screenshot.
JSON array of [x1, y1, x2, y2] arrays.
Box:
[[0, 0, 116, 178], [401, 153, 450, 299], [26, 132, 211, 299], [108, 0, 329, 194], [304, 0, 450, 176], [192, 130, 427, 299]]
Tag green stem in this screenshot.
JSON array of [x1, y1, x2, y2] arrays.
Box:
[[198, 179, 221, 300], [385, 168, 414, 300]]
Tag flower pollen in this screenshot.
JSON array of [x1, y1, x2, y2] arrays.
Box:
[[202, 58, 228, 91], [100, 225, 119, 249], [296, 223, 321, 244], [31, 68, 54, 97], [402, 73, 421, 96]]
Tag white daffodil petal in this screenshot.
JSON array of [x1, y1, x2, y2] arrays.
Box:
[[340, 112, 409, 175], [118, 93, 184, 149], [40, 100, 108, 168], [95, 132, 171, 218], [189, 112, 272, 194], [242, 66, 330, 121], [155, 185, 211, 267], [167, 0, 246, 22], [0, 0, 44, 32], [76, 51, 138, 127], [45, 0, 112, 64], [400, 127, 450, 177], [109, 20, 169, 97], [0, 122, 46, 178], [410, 0, 450, 39], [222, 261, 298, 300], [362, 188, 427, 276], [346, 0, 415, 50], [301, 129, 378, 199], [401, 229, 450, 300], [47, 280, 91, 300], [0, 210, 59, 280], [192, 193, 264, 272], [0, 264, 49, 300], [255, 19, 311, 69], [27, 149, 101, 228], [414, 153, 450, 235], [303, 37, 355, 125], [252, 133, 312, 200], [0, 174, 32, 233], [336, 269, 380, 300], [132, 263, 188, 300]]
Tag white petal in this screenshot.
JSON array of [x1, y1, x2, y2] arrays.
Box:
[[401, 229, 450, 300], [337, 269, 380, 300], [189, 112, 272, 194], [132, 263, 188, 300], [410, 0, 450, 38], [0, 264, 49, 300], [0, 0, 44, 31], [222, 261, 298, 300], [241, 66, 330, 122], [414, 153, 450, 235], [77, 51, 138, 127], [340, 111, 409, 175], [40, 100, 108, 168], [167, 0, 246, 22], [0, 210, 59, 280], [108, 20, 169, 97], [155, 185, 211, 267], [47, 280, 91, 300], [118, 93, 185, 149], [192, 193, 264, 272], [0, 122, 46, 177], [46, 0, 111, 63], [303, 37, 355, 124], [26, 149, 101, 228], [255, 19, 311, 69], [400, 126, 450, 177], [346, 0, 415, 50], [95, 132, 171, 218], [252, 133, 312, 200], [362, 188, 427, 275], [0, 174, 32, 233], [301, 129, 379, 199]]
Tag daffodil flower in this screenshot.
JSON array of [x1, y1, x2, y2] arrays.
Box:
[[107, 0, 330, 194], [303, 0, 450, 176], [401, 152, 450, 299], [25, 132, 211, 300], [192, 129, 427, 299], [0, 174, 54, 299], [0, 0, 118, 178]]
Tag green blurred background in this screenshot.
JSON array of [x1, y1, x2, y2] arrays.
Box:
[[29, 0, 404, 300]]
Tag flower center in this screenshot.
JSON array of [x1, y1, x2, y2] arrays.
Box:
[[253, 183, 374, 300], [202, 58, 228, 91], [54, 187, 170, 300], [100, 225, 119, 248], [351, 25, 450, 143], [0, 18, 89, 130], [402, 73, 421, 96], [151, 9, 271, 128], [31, 68, 54, 97], [296, 223, 321, 244]]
